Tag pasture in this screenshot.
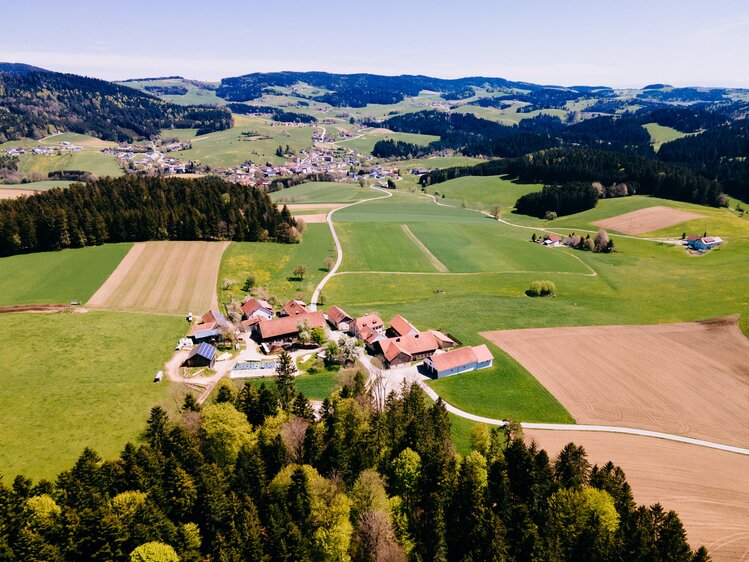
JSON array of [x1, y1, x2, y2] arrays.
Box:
[[484, 317, 749, 447], [528, 430, 749, 562], [271, 182, 372, 204], [592, 205, 707, 234], [218, 223, 334, 304], [0, 311, 184, 480], [0, 244, 132, 306], [87, 241, 228, 314], [337, 129, 439, 154], [429, 175, 542, 210], [643, 122, 693, 151]]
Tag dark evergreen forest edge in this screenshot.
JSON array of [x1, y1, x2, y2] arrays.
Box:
[[0, 70, 231, 142], [0, 176, 299, 257], [0, 377, 711, 562]]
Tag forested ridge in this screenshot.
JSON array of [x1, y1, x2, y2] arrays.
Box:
[[0, 176, 299, 256], [0, 378, 710, 562], [0, 71, 232, 143]]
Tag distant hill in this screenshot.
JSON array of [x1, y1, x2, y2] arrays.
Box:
[[0, 62, 49, 74], [0, 70, 231, 142]]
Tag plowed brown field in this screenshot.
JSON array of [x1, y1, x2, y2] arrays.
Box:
[[482, 317, 749, 447], [592, 205, 705, 234], [87, 241, 228, 314]]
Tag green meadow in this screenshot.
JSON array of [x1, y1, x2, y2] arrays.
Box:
[[323, 185, 749, 422], [271, 182, 373, 204], [0, 311, 184, 480], [0, 244, 132, 306], [17, 151, 124, 178], [0, 180, 74, 190], [218, 223, 334, 305], [643, 122, 693, 151], [337, 130, 439, 154], [429, 175, 542, 210]]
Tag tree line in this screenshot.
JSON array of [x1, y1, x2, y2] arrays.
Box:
[[0, 176, 299, 256], [0, 71, 232, 143], [227, 104, 317, 124], [0, 374, 710, 562]]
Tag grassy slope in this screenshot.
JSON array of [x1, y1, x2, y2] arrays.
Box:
[[338, 130, 439, 154], [0, 244, 132, 306], [0, 180, 74, 190], [643, 123, 692, 151], [336, 222, 439, 272], [430, 175, 542, 210], [218, 223, 334, 305], [324, 189, 749, 422], [0, 311, 184, 480], [271, 182, 373, 204]]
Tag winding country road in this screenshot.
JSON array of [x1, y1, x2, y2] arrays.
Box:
[[309, 185, 749, 457]]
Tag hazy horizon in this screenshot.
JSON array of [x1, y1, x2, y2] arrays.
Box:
[[2, 0, 749, 88]]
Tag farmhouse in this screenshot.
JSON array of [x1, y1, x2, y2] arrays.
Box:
[[377, 330, 456, 368], [388, 315, 419, 337], [352, 313, 385, 339], [686, 236, 724, 251], [327, 305, 353, 332], [256, 311, 326, 345], [424, 345, 494, 378], [189, 309, 232, 343], [182, 342, 217, 368], [241, 298, 274, 321], [282, 299, 309, 317]]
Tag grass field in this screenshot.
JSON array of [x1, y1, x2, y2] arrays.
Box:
[[118, 79, 224, 106], [0, 311, 184, 480], [16, 151, 123, 178], [0, 180, 75, 191], [643, 123, 693, 151], [0, 244, 132, 306], [218, 223, 334, 305], [429, 175, 542, 210], [337, 130, 439, 154], [271, 182, 373, 204], [87, 241, 228, 314], [174, 116, 315, 167]]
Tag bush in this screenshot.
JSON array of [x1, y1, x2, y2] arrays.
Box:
[[544, 210, 558, 220], [527, 280, 556, 297]]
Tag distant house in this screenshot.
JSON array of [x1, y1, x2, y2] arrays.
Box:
[[352, 313, 385, 339], [241, 298, 274, 321], [388, 315, 419, 338], [256, 311, 326, 345], [282, 299, 309, 317], [377, 330, 455, 368], [424, 345, 493, 378], [182, 342, 217, 368], [541, 234, 561, 247], [327, 305, 353, 332], [686, 236, 724, 251]]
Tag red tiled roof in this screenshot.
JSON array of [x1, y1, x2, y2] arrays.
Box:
[[258, 311, 325, 340], [242, 298, 272, 317], [380, 332, 439, 362], [429, 345, 493, 372], [389, 315, 418, 336], [427, 329, 456, 348], [353, 313, 384, 333], [327, 305, 352, 324], [283, 300, 309, 316]]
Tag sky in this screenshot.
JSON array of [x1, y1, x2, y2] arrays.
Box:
[[2, 0, 748, 88]]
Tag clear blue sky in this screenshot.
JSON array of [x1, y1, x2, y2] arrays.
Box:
[[2, 0, 748, 88]]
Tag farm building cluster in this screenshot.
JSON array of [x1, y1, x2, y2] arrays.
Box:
[[684, 235, 723, 252], [179, 298, 493, 378]]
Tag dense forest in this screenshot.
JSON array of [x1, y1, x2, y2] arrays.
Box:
[[0, 176, 299, 256], [226, 103, 317, 123], [515, 182, 600, 218], [0, 71, 232, 142], [0, 376, 710, 562]]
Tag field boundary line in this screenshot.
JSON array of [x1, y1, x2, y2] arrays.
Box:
[[86, 243, 145, 307], [401, 224, 450, 272], [333, 269, 595, 277], [310, 186, 392, 310]]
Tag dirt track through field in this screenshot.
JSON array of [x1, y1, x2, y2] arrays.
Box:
[[592, 205, 706, 234], [401, 224, 449, 272], [482, 317, 749, 447], [527, 430, 749, 562], [87, 241, 228, 314]]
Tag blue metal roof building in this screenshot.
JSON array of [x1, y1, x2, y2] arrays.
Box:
[[182, 342, 217, 368]]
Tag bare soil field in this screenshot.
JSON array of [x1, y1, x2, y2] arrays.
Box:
[[482, 317, 749, 447], [293, 213, 328, 223], [592, 205, 706, 234], [279, 203, 345, 211], [87, 241, 228, 314], [527, 430, 749, 562], [0, 188, 41, 199]]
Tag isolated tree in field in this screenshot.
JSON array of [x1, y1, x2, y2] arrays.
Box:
[[242, 273, 256, 292], [594, 229, 610, 252], [276, 351, 297, 408], [527, 280, 556, 297], [293, 264, 307, 280], [490, 205, 502, 220], [325, 256, 335, 271], [531, 233, 537, 242]]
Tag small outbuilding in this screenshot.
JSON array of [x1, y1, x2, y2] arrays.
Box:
[[182, 342, 217, 368], [424, 344, 494, 378], [327, 305, 353, 332]]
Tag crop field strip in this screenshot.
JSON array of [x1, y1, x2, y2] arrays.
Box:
[[401, 224, 449, 272], [87, 241, 229, 314]]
